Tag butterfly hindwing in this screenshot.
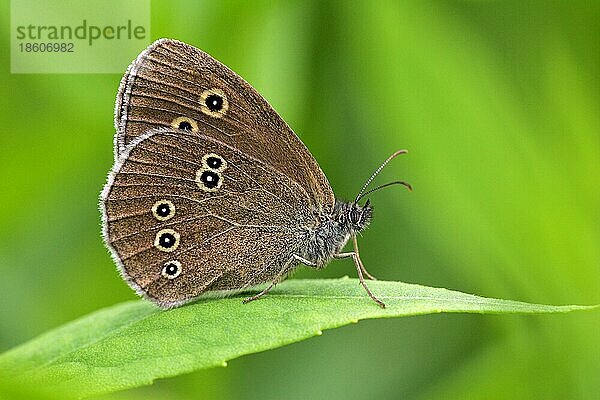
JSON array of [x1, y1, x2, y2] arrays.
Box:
[[115, 38, 334, 212], [102, 127, 311, 307]]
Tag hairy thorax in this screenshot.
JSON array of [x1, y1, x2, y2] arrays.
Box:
[[299, 200, 372, 267]]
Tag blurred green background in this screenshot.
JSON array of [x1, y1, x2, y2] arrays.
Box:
[[1, 1, 598, 399]]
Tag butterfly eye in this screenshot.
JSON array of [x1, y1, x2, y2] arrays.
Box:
[[161, 260, 182, 279], [200, 88, 229, 118], [151, 199, 175, 221], [154, 229, 180, 252], [201, 153, 227, 172], [196, 168, 223, 192], [349, 210, 360, 225], [171, 116, 198, 132]]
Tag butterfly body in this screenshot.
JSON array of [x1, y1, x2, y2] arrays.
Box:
[[102, 38, 405, 309]]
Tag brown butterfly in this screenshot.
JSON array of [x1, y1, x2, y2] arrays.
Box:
[[101, 38, 410, 309]]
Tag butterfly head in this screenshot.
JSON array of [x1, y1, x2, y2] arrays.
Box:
[[347, 199, 373, 233]]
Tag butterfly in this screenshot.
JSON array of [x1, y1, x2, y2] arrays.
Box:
[[101, 38, 411, 309]]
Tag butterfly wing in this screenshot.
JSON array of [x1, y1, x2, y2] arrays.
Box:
[[101, 127, 311, 308], [115, 38, 334, 213]]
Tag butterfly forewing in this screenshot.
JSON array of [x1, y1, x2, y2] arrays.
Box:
[[115, 38, 334, 212], [102, 128, 311, 307]]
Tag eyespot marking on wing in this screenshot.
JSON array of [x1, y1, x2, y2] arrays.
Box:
[[200, 88, 229, 118], [161, 260, 182, 279], [154, 229, 180, 252], [201, 153, 227, 172], [171, 116, 199, 132], [195, 168, 223, 192], [152, 199, 176, 221]]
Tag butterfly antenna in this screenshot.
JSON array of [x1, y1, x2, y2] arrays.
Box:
[[355, 180, 412, 203], [354, 150, 408, 203]]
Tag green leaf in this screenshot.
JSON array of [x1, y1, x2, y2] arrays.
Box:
[[0, 278, 595, 398]]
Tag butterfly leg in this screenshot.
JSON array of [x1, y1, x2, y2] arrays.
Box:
[[334, 251, 386, 308], [352, 236, 378, 280], [242, 256, 295, 304], [293, 254, 317, 267], [242, 280, 279, 304]]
